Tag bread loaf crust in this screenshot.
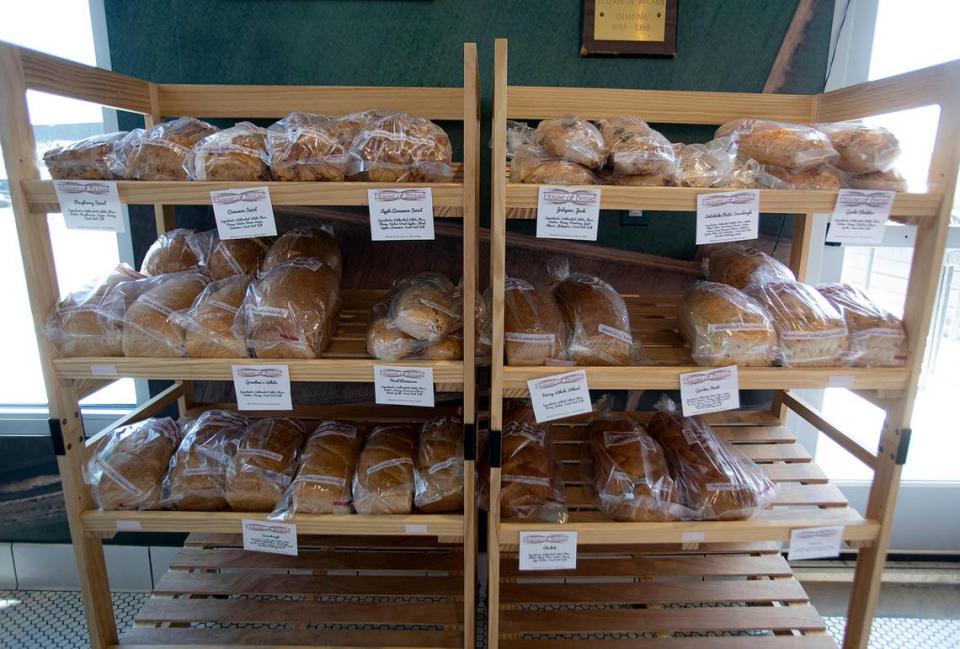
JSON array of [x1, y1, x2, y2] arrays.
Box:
[[414, 416, 464, 513], [288, 421, 366, 515], [226, 417, 305, 512], [553, 272, 634, 366], [184, 275, 249, 358], [262, 226, 342, 276], [43, 131, 127, 180], [504, 278, 567, 365], [122, 270, 210, 358], [88, 418, 179, 511], [352, 424, 417, 515], [164, 410, 247, 511], [705, 246, 796, 290], [817, 282, 907, 367], [141, 229, 204, 276], [535, 117, 606, 170]]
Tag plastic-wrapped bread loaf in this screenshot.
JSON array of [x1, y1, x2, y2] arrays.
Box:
[[761, 164, 844, 190], [328, 110, 385, 148], [244, 258, 341, 359], [261, 225, 342, 276], [503, 277, 567, 365], [716, 119, 838, 170], [817, 282, 907, 367], [273, 421, 366, 516], [673, 137, 737, 188], [352, 424, 417, 515], [140, 229, 205, 276], [43, 131, 128, 180], [512, 148, 598, 185], [815, 122, 900, 174], [597, 116, 676, 181], [204, 233, 270, 280], [550, 259, 636, 366], [184, 122, 271, 181], [387, 272, 462, 343], [414, 416, 464, 513], [266, 112, 354, 181], [183, 275, 249, 358], [86, 418, 179, 511], [647, 396, 776, 520], [584, 410, 686, 522], [535, 117, 607, 170], [226, 417, 305, 512], [112, 117, 218, 181], [43, 263, 145, 357], [847, 169, 908, 192], [351, 112, 454, 182], [745, 280, 850, 367], [121, 269, 210, 357], [703, 245, 796, 290], [163, 410, 247, 510], [678, 281, 777, 367], [499, 400, 566, 522]]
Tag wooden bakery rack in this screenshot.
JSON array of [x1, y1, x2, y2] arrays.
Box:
[[488, 39, 959, 649], [0, 40, 480, 649]]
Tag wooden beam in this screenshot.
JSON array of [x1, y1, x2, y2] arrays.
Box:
[[764, 0, 820, 94], [780, 392, 878, 469]]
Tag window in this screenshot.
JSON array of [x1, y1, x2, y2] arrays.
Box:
[[0, 1, 136, 421]]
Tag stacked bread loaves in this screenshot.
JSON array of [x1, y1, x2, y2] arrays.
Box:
[[817, 282, 907, 367], [496, 401, 566, 522]]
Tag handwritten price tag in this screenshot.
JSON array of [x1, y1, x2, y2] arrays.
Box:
[[696, 189, 760, 245], [679, 365, 740, 416], [232, 364, 292, 410], [53, 180, 126, 232], [374, 365, 435, 407], [528, 369, 592, 423], [827, 190, 894, 244], [368, 188, 435, 240], [536, 186, 601, 240]]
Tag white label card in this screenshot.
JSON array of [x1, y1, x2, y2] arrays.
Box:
[[232, 364, 292, 411], [210, 186, 277, 239], [679, 365, 741, 417], [53, 180, 126, 232], [696, 189, 760, 245], [242, 519, 298, 556], [115, 519, 142, 531], [827, 189, 895, 244], [368, 188, 435, 240], [519, 531, 577, 571], [374, 365, 435, 407], [89, 364, 118, 377], [536, 186, 601, 241], [788, 525, 844, 561], [527, 370, 592, 423]]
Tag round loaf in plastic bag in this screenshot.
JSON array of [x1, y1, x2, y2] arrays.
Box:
[[597, 116, 676, 178], [703, 245, 796, 290], [202, 232, 270, 280], [86, 417, 180, 511], [535, 117, 607, 171], [716, 119, 838, 170], [815, 122, 900, 174], [387, 272, 462, 343], [266, 112, 354, 182], [141, 228, 206, 276], [504, 277, 567, 366], [350, 112, 453, 182], [261, 224, 342, 276]]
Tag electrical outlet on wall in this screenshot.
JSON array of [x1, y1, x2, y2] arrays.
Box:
[[622, 210, 649, 226]]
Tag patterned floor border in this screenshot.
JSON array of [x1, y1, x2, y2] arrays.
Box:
[[1, 589, 959, 648]]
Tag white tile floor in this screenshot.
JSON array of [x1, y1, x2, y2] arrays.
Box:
[[1, 588, 959, 649]]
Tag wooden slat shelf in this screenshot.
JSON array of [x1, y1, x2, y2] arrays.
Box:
[[501, 294, 910, 393], [503, 183, 941, 221], [52, 289, 467, 389], [82, 510, 465, 538], [496, 543, 836, 648], [498, 416, 878, 546], [22, 176, 466, 213], [119, 534, 465, 648]]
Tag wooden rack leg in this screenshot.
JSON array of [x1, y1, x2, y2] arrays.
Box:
[[0, 42, 119, 648]]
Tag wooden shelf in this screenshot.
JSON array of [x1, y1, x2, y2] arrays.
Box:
[[22, 176, 465, 213], [501, 294, 909, 394], [53, 289, 467, 390], [504, 183, 941, 222], [83, 510, 465, 538], [496, 541, 837, 648], [119, 533, 465, 648], [498, 415, 877, 547]]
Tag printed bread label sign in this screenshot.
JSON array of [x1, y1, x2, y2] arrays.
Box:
[[827, 189, 894, 244], [368, 188, 435, 240], [242, 519, 298, 556], [374, 365, 435, 407], [53, 180, 126, 232], [528, 369, 592, 423], [536, 186, 601, 241], [788, 525, 844, 561], [211, 186, 277, 239], [232, 364, 292, 411], [679, 365, 740, 416], [520, 531, 577, 570], [696, 189, 759, 245]]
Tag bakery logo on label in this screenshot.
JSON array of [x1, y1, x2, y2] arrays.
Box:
[[211, 189, 268, 205], [371, 189, 428, 202], [700, 191, 757, 208], [534, 372, 586, 390], [836, 190, 895, 209], [680, 367, 733, 385], [541, 188, 599, 206], [521, 533, 571, 545], [55, 181, 111, 195], [236, 367, 285, 379], [378, 367, 426, 380]]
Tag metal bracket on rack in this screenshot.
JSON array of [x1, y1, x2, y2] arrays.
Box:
[[464, 422, 477, 461], [49, 418, 66, 456], [895, 427, 912, 465], [489, 429, 502, 468]]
